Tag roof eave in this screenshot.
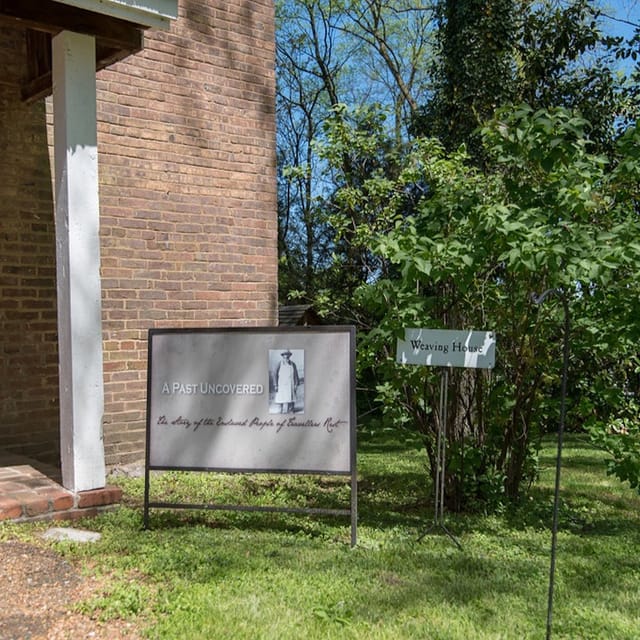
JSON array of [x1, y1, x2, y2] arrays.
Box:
[[53, 0, 178, 30]]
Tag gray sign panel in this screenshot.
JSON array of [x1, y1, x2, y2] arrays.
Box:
[[397, 328, 496, 369], [147, 327, 355, 474]]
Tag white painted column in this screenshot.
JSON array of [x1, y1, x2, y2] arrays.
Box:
[[52, 31, 106, 492]]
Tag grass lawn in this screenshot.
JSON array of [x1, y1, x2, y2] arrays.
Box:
[[2, 432, 639, 639]]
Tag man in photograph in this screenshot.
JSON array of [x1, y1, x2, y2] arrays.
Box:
[[274, 350, 300, 413]]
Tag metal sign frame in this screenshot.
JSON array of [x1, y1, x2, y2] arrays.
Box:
[[143, 326, 358, 546]]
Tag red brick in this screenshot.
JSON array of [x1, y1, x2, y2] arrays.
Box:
[[0, 469, 23, 480], [35, 488, 75, 511], [0, 481, 27, 492], [0, 497, 23, 521], [77, 485, 123, 508], [22, 496, 50, 517], [52, 494, 75, 511]]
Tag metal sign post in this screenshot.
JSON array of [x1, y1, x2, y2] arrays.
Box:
[[417, 368, 462, 549], [397, 329, 496, 549], [531, 290, 571, 640]]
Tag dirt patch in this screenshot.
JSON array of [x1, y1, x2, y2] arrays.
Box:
[[0, 541, 143, 640]]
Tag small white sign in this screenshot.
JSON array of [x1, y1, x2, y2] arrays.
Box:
[[397, 329, 496, 369]]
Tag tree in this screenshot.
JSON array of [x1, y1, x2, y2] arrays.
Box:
[[276, 0, 435, 308], [317, 104, 640, 507], [275, 0, 640, 506], [414, 0, 636, 163], [276, 0, 344, 300], [413, 0, 519, 162]]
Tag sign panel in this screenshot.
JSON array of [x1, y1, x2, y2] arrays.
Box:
[[146, 327, 355, 474], [397, 329, 496, 369]]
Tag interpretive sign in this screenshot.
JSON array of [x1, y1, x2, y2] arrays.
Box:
[[146, 327, 356, 473], [144, 326, 358, 544], [397, 328, 496, 369]]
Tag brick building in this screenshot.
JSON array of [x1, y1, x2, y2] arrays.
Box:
[[0, 1, 278, 492]]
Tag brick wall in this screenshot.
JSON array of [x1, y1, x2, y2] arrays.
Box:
[[0, 0, 278, 468], [96, 0, 278, 466], [0, 28, 60, 466]]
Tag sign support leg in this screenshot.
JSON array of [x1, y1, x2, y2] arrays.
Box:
[[418, 368, 462, 549], [350, 466, 358, 548]]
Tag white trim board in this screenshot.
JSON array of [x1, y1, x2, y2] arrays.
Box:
[[53, 0, 178, 29]]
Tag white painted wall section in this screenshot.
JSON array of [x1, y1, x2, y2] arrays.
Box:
[[52, 31, 106, 492]]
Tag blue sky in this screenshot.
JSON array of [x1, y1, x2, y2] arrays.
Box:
[[599, 0, 639, 39]]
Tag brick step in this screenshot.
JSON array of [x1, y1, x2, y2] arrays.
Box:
[[0, 465, 122, 522]]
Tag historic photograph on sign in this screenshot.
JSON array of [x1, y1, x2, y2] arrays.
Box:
[[146, 328, 354, 474], [269, 348, 305, 414]]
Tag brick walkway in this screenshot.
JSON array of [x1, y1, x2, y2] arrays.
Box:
[[0, 453, 122, 523]]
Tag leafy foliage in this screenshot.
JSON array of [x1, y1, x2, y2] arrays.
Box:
[[275, 0, 640, 507], [414, 0, 637, 162], [588, 399, 640, 492], [317, 105, 640, 508]]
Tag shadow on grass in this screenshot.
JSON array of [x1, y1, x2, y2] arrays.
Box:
[[528, 437, 640, 536], [503, 486, 640, 539], [88, 503, 638, 640], [117, 431, 639, 548], [139, 466, 432, 541], [357, 427, 424, 454], [122, 520, 543, 628], [537, 433, 606, 468], [140, 471, 639, 544]]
